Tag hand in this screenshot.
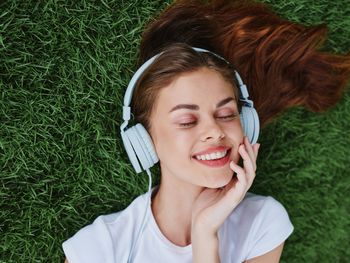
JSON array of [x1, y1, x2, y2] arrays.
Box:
[[191, 136, 260, 235]]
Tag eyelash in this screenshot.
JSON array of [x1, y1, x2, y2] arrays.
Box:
[[179, 114, 238, 127]]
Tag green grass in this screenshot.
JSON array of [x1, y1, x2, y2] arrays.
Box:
[[0, 0, 349, 262]]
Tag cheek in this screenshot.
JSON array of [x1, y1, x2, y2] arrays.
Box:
[[223, 121, 244, 139], [152, 125, 194, 161]]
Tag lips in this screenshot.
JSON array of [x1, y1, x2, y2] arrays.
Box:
[[193, 149, 232, 167]]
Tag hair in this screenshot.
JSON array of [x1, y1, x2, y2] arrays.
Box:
[[137, 0, 350, 127], [131, 43, 242, 131]]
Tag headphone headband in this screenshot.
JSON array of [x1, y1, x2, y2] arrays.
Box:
[[121, 46, 253, 128]]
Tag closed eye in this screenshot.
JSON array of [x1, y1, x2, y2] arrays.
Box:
[[217, 114, 239, 120], [179, 114, 238, 127], [179, 121, 196, 127]]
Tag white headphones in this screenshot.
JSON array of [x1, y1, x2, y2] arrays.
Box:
[[120, 46, 260, 174]]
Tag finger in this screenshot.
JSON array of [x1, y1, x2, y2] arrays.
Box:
[[244, 136, 258, 164], [229, 160, 244, 175], [238, 145, 256, 186], [227, 162, 249, 203], [228, 162, 247, 193], [238, 145, 256, 174], [230, 159, 253, 191], [252, 143, 260, 159]]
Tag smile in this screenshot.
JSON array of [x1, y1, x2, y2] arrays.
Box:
[[195, 150, 228, 160], [193, 149, 231, 167]]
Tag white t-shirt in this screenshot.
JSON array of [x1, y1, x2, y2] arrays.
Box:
[[63, 190, 294, 263]]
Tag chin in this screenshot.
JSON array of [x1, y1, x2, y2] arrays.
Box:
[[205, 171, 233, 189]]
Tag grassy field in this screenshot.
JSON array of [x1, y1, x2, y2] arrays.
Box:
[[0, 0, 349, 262]]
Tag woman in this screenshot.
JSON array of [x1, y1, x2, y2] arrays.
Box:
[[63, 42, 292, 263], [62, 0, 350, 262]]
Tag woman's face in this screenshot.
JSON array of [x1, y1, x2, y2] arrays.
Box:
[[149, 67, 244, 189]]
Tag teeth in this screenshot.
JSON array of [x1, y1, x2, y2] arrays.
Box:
[[195, 150, 228, 160]]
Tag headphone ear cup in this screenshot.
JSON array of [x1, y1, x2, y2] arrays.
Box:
[[135, 124, 159, 164], [240, 106, 259, 144], [121, 124, 159, 174], [250, 107, 260, 144], [121, 128, 142, 173], [239, 111, 245, 136], [240, 106, 251, 142]]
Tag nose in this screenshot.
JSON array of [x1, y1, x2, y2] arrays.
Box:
[[200, 119, 225, 142]]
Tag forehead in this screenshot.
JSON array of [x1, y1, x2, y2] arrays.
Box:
[[156, 68, 236, 109]]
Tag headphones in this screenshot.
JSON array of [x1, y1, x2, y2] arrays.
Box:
[[120, 46, 260, 174]]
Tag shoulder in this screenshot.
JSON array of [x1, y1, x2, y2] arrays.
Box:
[[219, 192, 294, 261], [62, 192, 149, 263], [243, 193, 294, 259], [224, 192, 290, 225], [239, 192, 290, 219]]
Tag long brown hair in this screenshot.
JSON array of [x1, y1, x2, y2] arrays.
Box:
[[137, 0, 350, 126]]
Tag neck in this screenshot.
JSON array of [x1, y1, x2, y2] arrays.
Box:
[[151, 175, 204, 247]]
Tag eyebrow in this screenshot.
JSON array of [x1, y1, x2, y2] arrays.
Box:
[[168, 97, 235, 113]]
